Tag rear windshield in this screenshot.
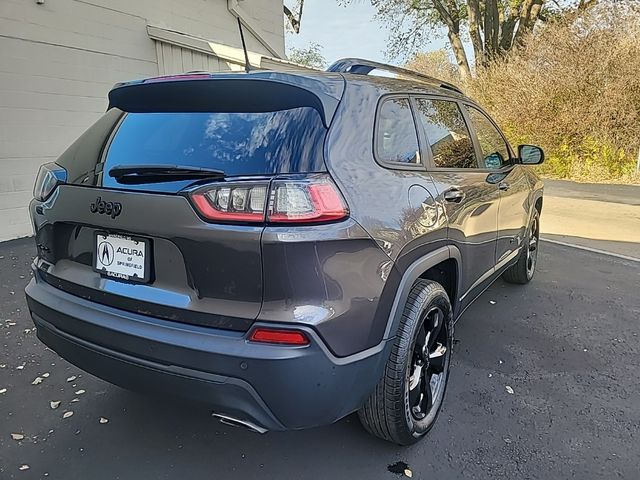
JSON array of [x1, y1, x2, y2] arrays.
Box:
[[102, 107, 327, 190]]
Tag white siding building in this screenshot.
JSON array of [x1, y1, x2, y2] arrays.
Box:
[[0, 0, 302, 241]]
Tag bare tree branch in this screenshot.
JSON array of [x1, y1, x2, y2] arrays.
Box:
[[284, 1, 304, 34]]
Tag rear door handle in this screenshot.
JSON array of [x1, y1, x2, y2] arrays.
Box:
[[443, 188, 465, 203], [499, 182, 510, 191]]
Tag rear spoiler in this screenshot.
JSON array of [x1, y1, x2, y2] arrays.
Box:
[[107, 72, 345, 128]]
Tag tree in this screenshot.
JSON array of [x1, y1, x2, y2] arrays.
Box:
[[405, 49, 461, 85], [340, 0, 597, 81], [284, 1, 305, 33], [288, 42, 327, 69]]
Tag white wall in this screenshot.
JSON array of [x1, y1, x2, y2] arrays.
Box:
[[0, 0, 285, 241]]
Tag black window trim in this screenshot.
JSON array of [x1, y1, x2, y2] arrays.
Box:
[[410, 94, 516, 174], [372, 94, 427, 172]]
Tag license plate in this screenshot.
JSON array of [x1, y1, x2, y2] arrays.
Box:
[[94, 232, 150, 283]]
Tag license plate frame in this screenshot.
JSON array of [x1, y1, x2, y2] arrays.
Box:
[[93, 231, 151, 283]]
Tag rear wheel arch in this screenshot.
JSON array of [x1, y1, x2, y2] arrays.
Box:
[[534, 196, 543, 214], [418, 258, 459, 316], [383, 245, 462, 341]]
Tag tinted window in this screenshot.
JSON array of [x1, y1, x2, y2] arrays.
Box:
[[103, 108, 326, 191], [415, 99, 477, 169], [466, 106, 510, 169], [376, 98, 420, 164]]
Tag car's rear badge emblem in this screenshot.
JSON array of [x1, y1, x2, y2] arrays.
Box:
[[97, 241, 115, 266], [90, 196, 122, 219]]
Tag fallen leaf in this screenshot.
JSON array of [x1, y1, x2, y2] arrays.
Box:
[[503, 437, 513, 444], [32, 377, 44, 385], [75, 389, 86, 395], [99, 417, 109, 424], [66, 376, 77, 382], [19, 465, 30, 471], [488, 373, 493, 378], [11, 433, 25, 441], [50, 401, 61, 409], [0, 364, 6, 368], [62, 411, 74, 419], [42, 373, 50, 378], [16, 365, 24, 370], [489, 300, 496, 305], [0, 388, 7, 394], [404, 469, 413, 478], [6, 321, 16, 326], [71, 398, 80, 403], [505, 385, 514, 394]]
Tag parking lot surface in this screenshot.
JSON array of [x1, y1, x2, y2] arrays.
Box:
[[1, 237, 639, 479]]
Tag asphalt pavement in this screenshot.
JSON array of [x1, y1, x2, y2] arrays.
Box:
[[1, 237, 639, 480]]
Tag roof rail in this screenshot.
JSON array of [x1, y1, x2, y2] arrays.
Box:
[[326, 58, 463, 94]]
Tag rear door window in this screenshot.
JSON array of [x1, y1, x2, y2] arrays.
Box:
[[102, 107, 327, 191], [375, 98, 420, 165], [414, 99, 477, 169]]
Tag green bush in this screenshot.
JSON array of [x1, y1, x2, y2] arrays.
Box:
[[538, 138, 638, 183]]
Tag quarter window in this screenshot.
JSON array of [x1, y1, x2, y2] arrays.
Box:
[[415, 99, 477, 169], [376, 98, 420, 165], [465, 106, 510, 169]]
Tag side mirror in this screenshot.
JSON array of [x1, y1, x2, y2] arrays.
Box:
[[483, 152, 504, 170], [518, 145, 544, 165]]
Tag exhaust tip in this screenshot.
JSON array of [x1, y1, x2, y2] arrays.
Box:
[[212, 413, 268, 434]]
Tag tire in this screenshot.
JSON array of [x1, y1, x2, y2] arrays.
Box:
[[358, 279, 453, 445], [502, 209, 540, 284]]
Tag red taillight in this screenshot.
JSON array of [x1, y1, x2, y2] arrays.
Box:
[[267, 178, 348, 224], [248, 328, 310, 346], [189, 175, 348, 225], [190, 182, 268, 223]]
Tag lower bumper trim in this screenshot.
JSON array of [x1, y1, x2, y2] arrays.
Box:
[[33, 312, 285, 431]]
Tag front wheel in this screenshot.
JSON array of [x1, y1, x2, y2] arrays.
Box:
[[502, 209, 540, 284], [358, 279, 453, 445]]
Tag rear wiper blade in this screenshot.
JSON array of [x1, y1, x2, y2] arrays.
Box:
[[108, 164, 225, 184]]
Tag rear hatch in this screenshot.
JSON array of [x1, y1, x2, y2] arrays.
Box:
[[32, 72, 345, 331]]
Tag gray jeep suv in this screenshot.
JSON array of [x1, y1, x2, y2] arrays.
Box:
[[25, 59, 544, 445]]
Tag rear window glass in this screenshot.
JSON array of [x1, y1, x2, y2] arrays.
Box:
[[376, 98, 420, 165], [102, 108, 326, 189]]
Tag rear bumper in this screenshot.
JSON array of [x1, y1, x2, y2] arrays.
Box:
[[25, 274, 391, 431]]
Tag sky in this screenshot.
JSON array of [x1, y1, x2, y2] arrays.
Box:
[[285, 1, 448, 67]]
